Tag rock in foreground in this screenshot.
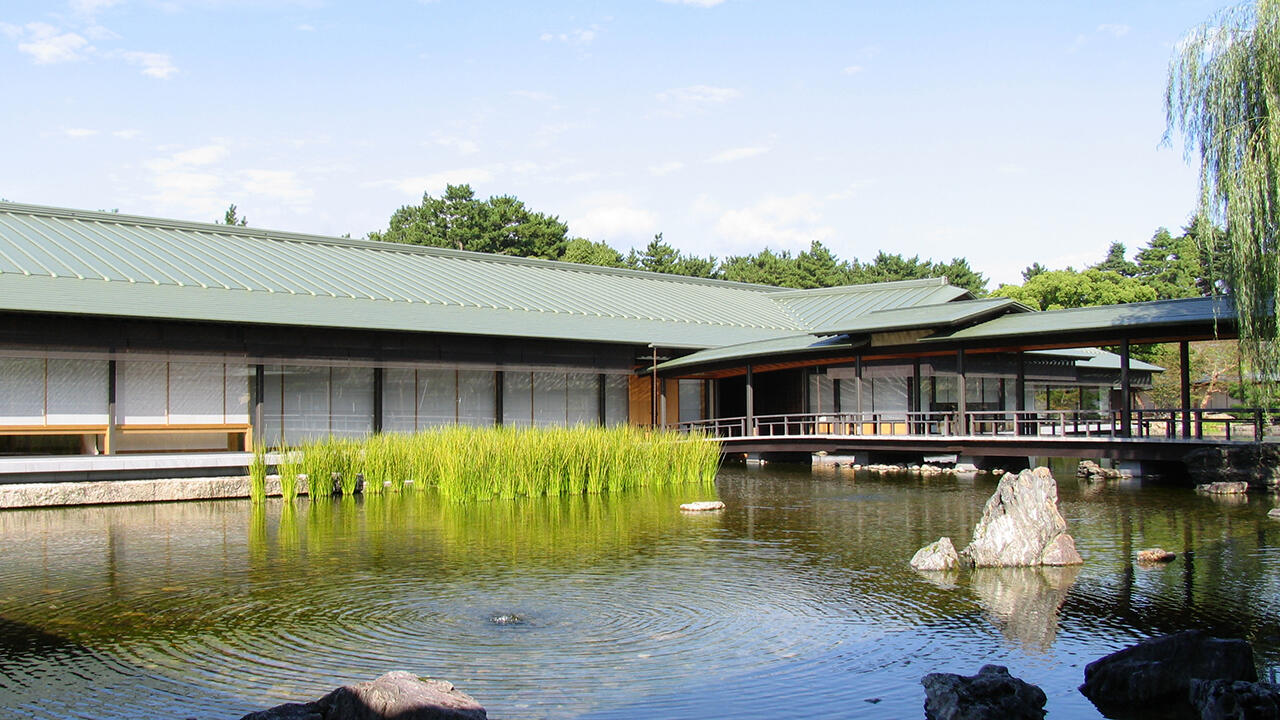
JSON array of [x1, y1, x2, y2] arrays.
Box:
[[1079, 630, 1256, 715], [240, 671, 486, 720], [1191, 678, 1280, 720], [960, 467, 1083, 567], [921, 664, 1046, 720], [911, 537, 961, 571]]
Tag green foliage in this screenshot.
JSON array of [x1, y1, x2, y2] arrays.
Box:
[[1092, 242, 1138, 277], [992, 269, 1158, 310], [276, 442, 301, 502], [1167, 1, 1280, 386], [249, 443, 267, 504], [1148, 340, 1241, 408], [1022, 262, 1048, 282], [625, 233, 718, 278], [371, 183, 570, 258], [370, 185, 991, 293], [274, 426, 719, 503], [221, 204, 247, 226], [847, 252, 988, 296], [561, 237, 625, 267]]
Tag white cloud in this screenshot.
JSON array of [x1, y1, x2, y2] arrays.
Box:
[[118, 50, 177, 78], [540, 25, 600, 45], [658, 0, 726, 6], [390, 168, 494, 196], [13, 23, 90, 64], [570, 194, 659, 242], [649, 161, 684, 176], [113, 128, 140, 139], [64, 127, 98, 138], [842, 65, 864, 76], [241, 169, 313, 203], [714, 194, 835, 250], [1097, 23, 1131, 38], [172, 144, 227, 166], [297, 23, 315, 32], [434, 135, 479, 155], [709, 145, 769, 163], [656, 84, 741, 105]]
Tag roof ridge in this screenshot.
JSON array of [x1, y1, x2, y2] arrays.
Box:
[[0, 201, 789, 294]]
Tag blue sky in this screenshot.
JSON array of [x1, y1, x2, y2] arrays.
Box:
[[1, 0, 1229, 286]]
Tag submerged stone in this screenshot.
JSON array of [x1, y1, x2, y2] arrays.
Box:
[[679, 500, 725, 512], [1136, 548, 1176, 565]]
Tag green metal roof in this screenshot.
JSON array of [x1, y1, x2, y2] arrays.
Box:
[[1029, 347, 1164, 373], [770, 278, 971, 331], [0, 202, 992, 350], [651, 333, 866, 373], [933, 296, 1234, 343], [805, 296, 1028, 336]]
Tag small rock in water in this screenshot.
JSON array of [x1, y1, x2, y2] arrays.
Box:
[[1197, 481, 1250, 495], [680, 500, 726, 512], [910, 537, 961, 571], [489, 613, 527, 626], [1268, 508, 1280, 520], [1136, 548, 1176, 565], [921, 665, 1046, 720], [239, 670, 486, 720]]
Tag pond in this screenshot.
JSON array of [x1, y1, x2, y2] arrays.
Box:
[[1, 461, 1279, 719]]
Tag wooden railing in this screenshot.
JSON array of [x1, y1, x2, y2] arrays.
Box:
[[676, 408, 1279, 443]]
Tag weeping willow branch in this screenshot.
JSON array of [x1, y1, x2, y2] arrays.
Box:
[[1167, 0, 1280, 390]]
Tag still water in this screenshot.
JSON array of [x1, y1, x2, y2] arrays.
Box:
[[1, 461, 1279, 719]]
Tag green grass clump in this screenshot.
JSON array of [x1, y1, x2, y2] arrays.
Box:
[[248, 442, 267, 504], [275, 442, 301, 502], [268, 425, 719, 503]]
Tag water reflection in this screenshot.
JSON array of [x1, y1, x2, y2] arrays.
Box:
[[1, 468, 1280, 719], [970, 565, 1080, 651]]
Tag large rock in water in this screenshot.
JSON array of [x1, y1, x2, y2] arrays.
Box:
[[921, 665, 1046, 720], [960, 467, 1083, 567], [240, 671, 486, 720], [1079, 630, 1257, 716]]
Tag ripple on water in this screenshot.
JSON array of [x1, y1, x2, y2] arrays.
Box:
[[2, 471, 1280, 719]]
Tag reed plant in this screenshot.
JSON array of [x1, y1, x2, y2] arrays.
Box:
[[275, 442, 301, 503], [269, 425, 719, 504], [248, 442, 267, 504]]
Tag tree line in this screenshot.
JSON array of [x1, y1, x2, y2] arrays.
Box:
[[360, 184, 990, 295]]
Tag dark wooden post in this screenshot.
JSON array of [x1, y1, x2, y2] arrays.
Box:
[[745, 364, 755, 435], [1015, 351, 1026, 436], [912, 357, 922, 433], [1120, 338, 1132, 438], [659, 378, 668, 428], [494, 371, 504, 425], [106, 359, 118, 455], [597, 373, 607, 425], [372, 367, 384, 434], [1180, 340, 1192, 439], [957, 349, 968, 436], [252, 363, 264, 451]]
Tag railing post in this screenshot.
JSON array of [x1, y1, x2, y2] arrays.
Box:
[[1257, 409, 1264, 442], [745, 365, 755, 436], [1120, 338, 1132, 438], [1180, 340, 1192, 439]]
